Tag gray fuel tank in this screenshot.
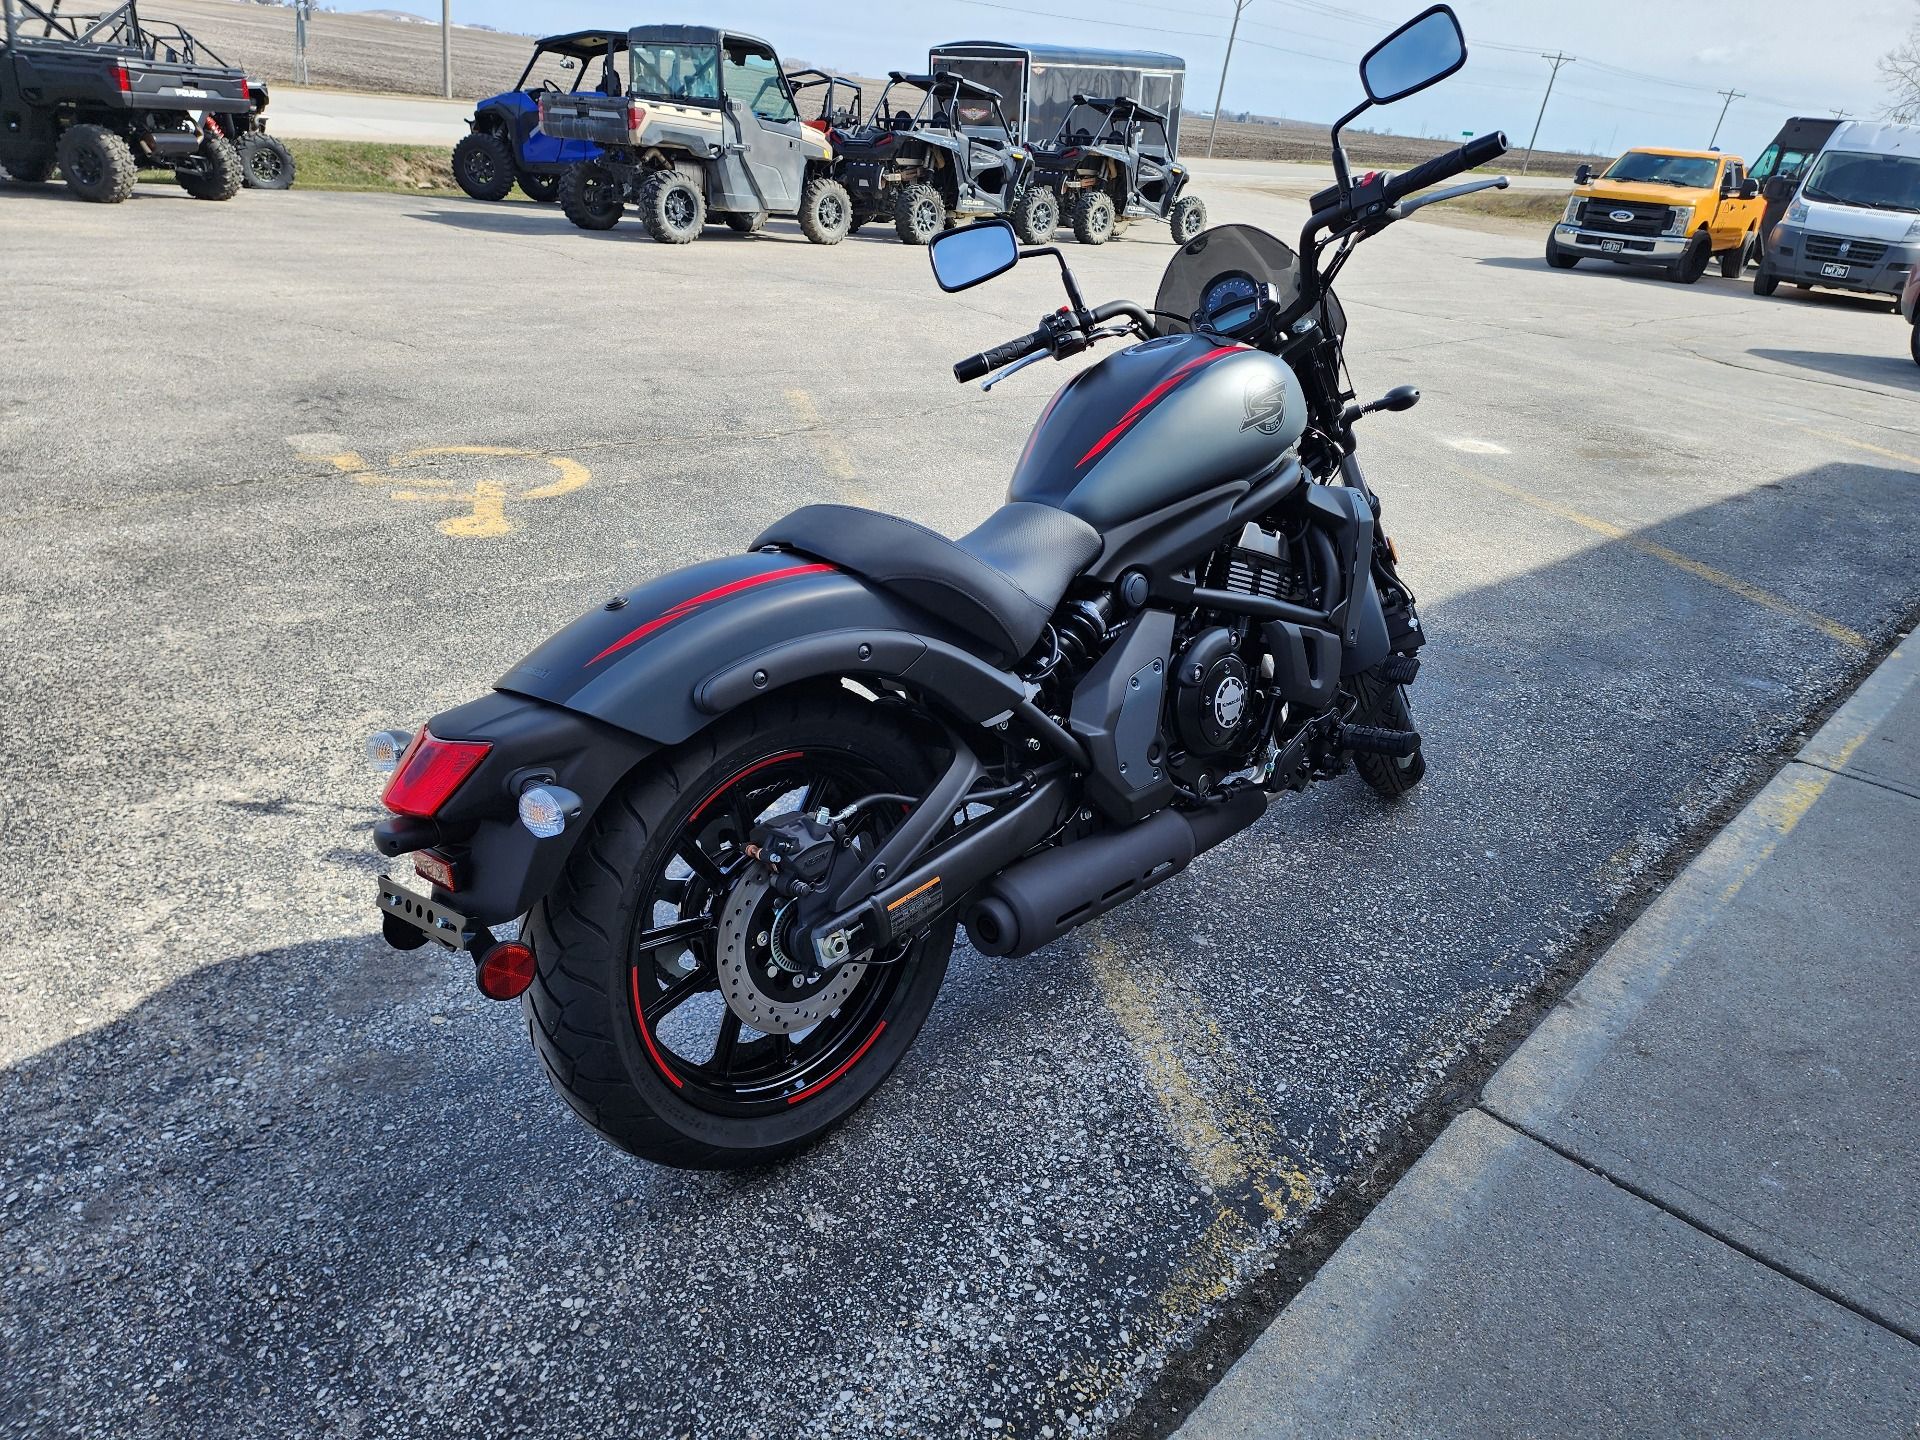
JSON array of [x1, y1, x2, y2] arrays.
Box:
[[1007, 332, 1306, 529]]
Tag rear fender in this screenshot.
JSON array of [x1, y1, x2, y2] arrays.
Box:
[[496, 553, 1026, 743]]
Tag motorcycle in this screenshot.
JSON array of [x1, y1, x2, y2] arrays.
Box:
[[368, 4, 1509, 1168]]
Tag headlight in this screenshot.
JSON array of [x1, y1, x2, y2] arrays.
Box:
[[1786, 199, 1809, 225], [1562, 196, 1580, 223], [1906, 216, 1920, 240], [1664, 206, 1692, 237]]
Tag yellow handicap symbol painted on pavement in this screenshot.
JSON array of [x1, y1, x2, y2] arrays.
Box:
[[287, 435, 590, 539]]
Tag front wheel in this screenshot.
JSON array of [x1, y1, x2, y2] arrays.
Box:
[[239, 133, 295, 190], [893, 182, 946, 244], [1350, 668, 1426, 798], [559, 160, 623, 230], [452, 131, 515, 201], [1011, 185, 1059, 244], [517, 170, 560, 203], [1169, 193, 1207, 243], [523, 691, 955, 1168], [1669, 231, 1711, 284], [1910, 319, 1919, 369], [1072, 189, 1116, 245], [1753, 263, 1780, 297], [3, 151, 56, 184], [798, 175, 853, 244], [1545, 235, 1579, 269]]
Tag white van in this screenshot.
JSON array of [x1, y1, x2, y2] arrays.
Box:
[[1755, 120, 1920, 304]]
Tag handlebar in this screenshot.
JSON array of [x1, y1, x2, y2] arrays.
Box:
[[954, 301, 1154, 383], [1382, 131, 1508, 206], [955, 326, 1051, 383]]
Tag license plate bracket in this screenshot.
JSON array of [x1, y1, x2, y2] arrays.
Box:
[[1820, 262, 1850, 278], [378, 876, 475, 951]]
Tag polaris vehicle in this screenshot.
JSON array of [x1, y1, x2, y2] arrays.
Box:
[[1030, 93, 1206, 244], [832, 70, 1047, 243], [208, 76, 293, 190], [370, 5, 1505, 1170], [787, 67, 863, 138], [454, 29, 627, 203], [0, 0, 247, 203], [538, 25, 854, 244]]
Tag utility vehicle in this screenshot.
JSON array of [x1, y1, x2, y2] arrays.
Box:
[[832, 70, 1045, 243], [1548, 146, 1761, 282], [454, 29, 626, 204], [786, 68, 863, 138], [539, 24, 854, 244], [1754, 121, 1920, 307], [1030, 93, 1206, 244], [0, 0, 246, 203], [368, 5, 1509, 1170]]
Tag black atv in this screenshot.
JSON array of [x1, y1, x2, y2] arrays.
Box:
[[1031, 94, 1206, 245], [833, 70, 1052, 245], [786, 67, 863, 136], [0, 0, 247, 203]]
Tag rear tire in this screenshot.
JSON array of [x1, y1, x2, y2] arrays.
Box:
[[55, 124, 136, 204], [1545, 235, 1579, 269], [722, 210, 766, 233], [1910, 319, 1919, 369], [893, 182, 945, 244], [452, 131, 515, 201], [3, 151, 56, 184], [517, 170, 559, 203], [238, 133, 295, 190], [639, 170, 704, 244], [1350, 669, 1426, 798], [1011, 185, 1058, 244], [1169, 193, 1207, 244], [1718, 232, 1751, 278], [522, 691, 956, 1169], [177, 135, 242, 201], [559, 160, 623, 230], [798, 175, 853, 244], [1071, 189, 1115, 245]]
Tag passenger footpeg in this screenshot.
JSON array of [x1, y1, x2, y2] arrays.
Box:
[[1339, 724, 1421, 758]]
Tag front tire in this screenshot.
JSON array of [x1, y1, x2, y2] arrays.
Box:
[[177, 135, 243, 201], [1910, 319, 1919, 369], [238, 133, 295, 190], [1351, 669, 1426, 798], [1545, 235, 1579, 269], [559, 160, 623, 230], [517, 170, 559, 203], [452, 131, 515, 201], [55, 124, 137, 204], [1010, 185, 1058, 244], [523, 691, 956, 1168], [1753, 262, 1780, 297], [1071, 189, 1116, 245], [798, 175, 853, 244], [639, 170, 704, 244], [1669, 231, 1711, 284], [3, 151, 56, 184], [1169, 193, 1207, 244], [893, 182, 945, 244]]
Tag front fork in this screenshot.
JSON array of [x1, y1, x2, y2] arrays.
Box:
[[1339, 452, 1425, 669]]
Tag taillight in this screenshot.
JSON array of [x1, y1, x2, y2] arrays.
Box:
[[380, 730, 491, 818], [626, 102, 648, 132], [113, 64, 131, 93], [475, 941, 536, 1001]]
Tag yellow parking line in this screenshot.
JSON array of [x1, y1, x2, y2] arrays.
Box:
[[1445, 461, 1867, 650], [1796, 427, 1920, 470]]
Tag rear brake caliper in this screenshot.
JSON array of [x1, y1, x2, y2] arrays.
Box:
[[747, 807, 873, 974]]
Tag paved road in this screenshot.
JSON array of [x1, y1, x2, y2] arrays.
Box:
[[2, 171, 1917, 1438], [268, 84, 472, 144]]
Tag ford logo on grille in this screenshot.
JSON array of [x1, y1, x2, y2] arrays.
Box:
[[1609, 209, 1635, 223]]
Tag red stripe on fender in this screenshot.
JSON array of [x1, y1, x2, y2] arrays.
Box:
[[687, 750, 805, 824], [585, 563, 835, 667], [1076, 346, 1237, 469], [631, 967, 685, 1088], [786, 1021, 887, 1105]]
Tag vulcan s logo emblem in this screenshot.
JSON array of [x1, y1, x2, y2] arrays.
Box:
[[1241, 376, 1289, 435]]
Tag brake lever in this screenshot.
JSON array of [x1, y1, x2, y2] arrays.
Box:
[[980, 351, 1052, 391], [1388, 176, 1509, 220]]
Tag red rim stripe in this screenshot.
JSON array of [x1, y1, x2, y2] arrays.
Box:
[[585, 563, 835, 667], [687, 751, 805, 824], [1076, 346, 1237, 470], [630, 967, 685, 1088], [786, 1021, 887, 1105]]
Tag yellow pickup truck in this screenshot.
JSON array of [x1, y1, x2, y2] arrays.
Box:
[[1546, 147, 1765, 283]]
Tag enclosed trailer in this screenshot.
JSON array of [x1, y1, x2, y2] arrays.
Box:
[[928, 40, 1185, 154]]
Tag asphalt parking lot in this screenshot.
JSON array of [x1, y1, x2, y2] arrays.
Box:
[[3, 171, 1918, 1438]]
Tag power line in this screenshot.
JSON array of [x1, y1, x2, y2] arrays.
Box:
[[1523, 52, 1575, 174]]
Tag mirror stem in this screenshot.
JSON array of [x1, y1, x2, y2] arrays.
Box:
[[1023, 246, 1090, 321], [1329, 99, 1368, 194]]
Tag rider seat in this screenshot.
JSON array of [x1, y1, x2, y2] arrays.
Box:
[[754, 503, 1101, 662]]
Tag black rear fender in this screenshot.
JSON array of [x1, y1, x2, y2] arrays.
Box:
[[496, 553, 1026, 742]]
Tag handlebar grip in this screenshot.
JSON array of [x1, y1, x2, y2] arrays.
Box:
[[1383, 131, 1508, 205], [954, 327, 1049, 383]]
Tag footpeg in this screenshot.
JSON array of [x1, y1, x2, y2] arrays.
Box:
[[1339, 724, 1421, 758], [1380, 653, 1421, 685]]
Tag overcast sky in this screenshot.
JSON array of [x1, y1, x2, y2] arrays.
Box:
[[359, 0, 1912, 160]]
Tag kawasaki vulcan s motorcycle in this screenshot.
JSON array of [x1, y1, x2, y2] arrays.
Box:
[[369, 5, 1510, 1168]]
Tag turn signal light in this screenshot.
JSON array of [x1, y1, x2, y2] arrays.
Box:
[[517, 783, 582, 839], [366, 728, 413, 773], [475, 941, 536, 1001], [381, 731, 492, 818]]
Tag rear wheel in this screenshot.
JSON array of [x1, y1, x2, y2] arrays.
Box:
[[1718, 232, 1752, 278], [1072, 189, 1116, 245], [523, 691, 956, 1168], [722, 210, 766, 233], [238, 133, 295, 190], [639, 170, 704, 244], [1545, 235, 1579, 269], [55, 124, 136, 204], [3, 151, 56, 184], [1350, 669, 1426, 798], [798, 176, 853, 244], [559, 160, 623, 230], [517, 170, 559, 203], [893, 182, 945, 244], [452, 131, 515, 201], [1910, 319, 1919, 368], [1011, 185, 1058, 244], [177, 135, 242, 201], [1169, 193, 1207, 244]]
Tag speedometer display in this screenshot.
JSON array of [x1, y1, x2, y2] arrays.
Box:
[[1195, 272, 1266, 336]]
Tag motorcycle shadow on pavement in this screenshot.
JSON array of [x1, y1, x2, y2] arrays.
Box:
[[4, 460, 1919, 1438]]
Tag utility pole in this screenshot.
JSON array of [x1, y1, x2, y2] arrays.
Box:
[[292, 0, 311, 86], [441, 0, 452, 100], [1521, 51, 1574, 175], [1708, 87, 1743, 149], [1206, 0, 1256, 159]]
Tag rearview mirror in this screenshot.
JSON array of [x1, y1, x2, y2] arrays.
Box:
[[1574, 163, 1593, 186], [561, 58, 577, 70], [1360, 5, 1467, 105], [1738, 178, 1760, 200], [930, 221, 1019, 293]]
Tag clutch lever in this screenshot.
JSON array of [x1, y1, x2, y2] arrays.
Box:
[[1388, 176, 1509, 219]]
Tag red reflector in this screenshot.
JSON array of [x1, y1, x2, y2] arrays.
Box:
[[475, 942, 536, 1001], [113, 63, 131, 92], [627, 102, 647, 131], [380, 730, 491, 818], [414, 848, 460, 890]]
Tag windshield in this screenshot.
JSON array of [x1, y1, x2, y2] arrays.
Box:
[[1602, 152, 1719, 188], [1155, 224, 1342, 339], [630, 42, 719, 105], [1800, 150, 1920, 214]]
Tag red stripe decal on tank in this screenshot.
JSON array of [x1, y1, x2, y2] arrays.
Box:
[[585, 564, 836, 667], [786, 1020, 887, 1104], [1075, 346, 1237, 470]]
